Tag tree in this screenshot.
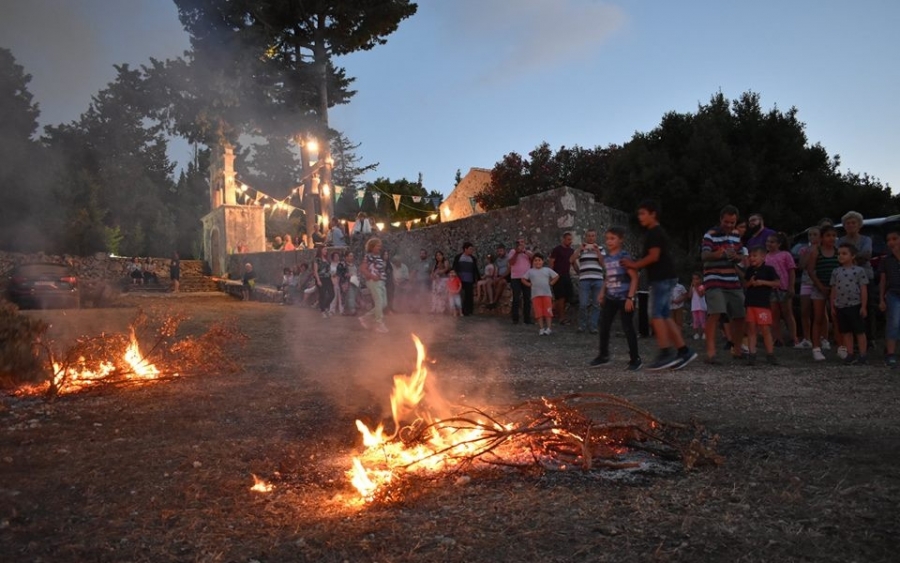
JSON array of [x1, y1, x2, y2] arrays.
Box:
[[172, 0, 417, 236], [236, 135, 302, 199], [44, 65, 177, 256], [0, 48, 57, 252], [330, 131, 378, 192]]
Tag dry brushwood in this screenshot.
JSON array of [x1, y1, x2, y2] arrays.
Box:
[[382, 393, 722, 475], [23, 309, 247, 398]]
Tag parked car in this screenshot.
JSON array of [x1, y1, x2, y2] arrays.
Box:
[[7, 263, 81, 309], [790, 214, 900, 272]]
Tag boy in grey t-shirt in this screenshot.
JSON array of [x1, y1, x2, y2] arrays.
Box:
[[830, 242, 869, 364], [522, 253, 559, 335]]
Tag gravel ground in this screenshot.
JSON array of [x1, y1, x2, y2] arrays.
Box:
[[1, 293, 898, 562]]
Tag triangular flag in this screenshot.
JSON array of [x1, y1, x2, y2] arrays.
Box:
[[392, 194, 401, 211], [405, 221, 412, 230], [356, 189, 365, 207], [469, 197, 478, 212], [412, 196, 422, 203], [373, 192, 381, 205], [335, 186, 343, 197]]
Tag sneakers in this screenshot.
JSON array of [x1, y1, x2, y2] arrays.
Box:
[[358, 316, 370, 329], [322, 311, 330, 318], [375, 322, 389, 333], [671, 348, 698, 371], [845, 354, 867, 365], [812, 348, 826, 361], [837, 346, 849, 360], [589, 356, 611, 368], [545, 328, 552, 335], [647, 350, 680, 371], [747, 353, 757, 366], [627, 358, 643, 371], [794, 339, 812, 349], [820, 338, 832, 351], [886, 354, 898, 368], [539, 328, 547, 336], [767, 354, 779, 365]]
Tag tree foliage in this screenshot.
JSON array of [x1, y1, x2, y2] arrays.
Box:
[[330, 131, 378, 192], [480, 91, 897, 254]]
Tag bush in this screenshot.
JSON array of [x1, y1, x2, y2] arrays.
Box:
[[0, 302, 50, 388]]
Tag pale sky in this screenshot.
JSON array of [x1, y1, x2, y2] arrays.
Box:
[[1, 0, 897, 195]]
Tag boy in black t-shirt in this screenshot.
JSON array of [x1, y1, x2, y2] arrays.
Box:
[[743, 246, 780, 365]]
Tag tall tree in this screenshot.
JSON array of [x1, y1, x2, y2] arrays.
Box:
[[0, 48, 56, 252], [172, 0, 417, 236], [44, 65, 177, 256], [330, 130, 378, 192]]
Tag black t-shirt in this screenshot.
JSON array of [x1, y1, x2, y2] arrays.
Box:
[[744, 264, 777, 308], [643, 225, 676, 281]]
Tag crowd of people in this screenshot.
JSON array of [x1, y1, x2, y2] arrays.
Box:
[[245, 201, 900, 371], [126, 252, 180, 292]]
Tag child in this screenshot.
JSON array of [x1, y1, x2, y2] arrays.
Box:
[[765, 232, 798, 347], [807, 225, 839, 361], [831, 243, 869, 364], [743, 246, 780, 365], [621, 200, 697, 370], [795, 226, 821, 349], [690, 273, 707, 340], [522, 253, 559, 335], [279, 267, 295, 305], [879, 228, 900, 367], [447, 270, 463, 317], [590, 226, 641, 370], [476, 254, 496, 304], [670, 280, 688, 331]]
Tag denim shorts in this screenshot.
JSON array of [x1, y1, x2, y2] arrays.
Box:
[[649, 278, 675, 319]]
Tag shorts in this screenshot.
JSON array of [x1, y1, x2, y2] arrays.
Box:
[[745, 306, 773, 326], [532, 295, 553, 319], [800, 283, 813, 297], [705, 288, 746, 319], [770, 289, 790, 302], [835, 306, 865, 335], [810, 285, 830, 300], [552, 277, 574, 302], [648, 279, 676, 319]]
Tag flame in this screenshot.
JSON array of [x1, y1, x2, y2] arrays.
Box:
[[250, 474, 273, 493], [123, 329, 160, 379], [348, 334, 491, 501]]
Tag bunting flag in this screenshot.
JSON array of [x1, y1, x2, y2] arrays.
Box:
[[469, 197, 478, 212], [335, 186, 343, 198], [412, 195, 422, 203], [373, 192, 381, 205], [356, 189, 365, 207], [405, 221, 413, 230], [296, 185, 304, 201], [392, 194, 401, 210]]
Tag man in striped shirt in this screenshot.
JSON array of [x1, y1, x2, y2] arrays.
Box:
[[571, 229, 606, 333], [701, 205, 746, 362]]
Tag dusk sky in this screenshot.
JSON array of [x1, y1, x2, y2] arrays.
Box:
[[2, 0, 897, 197]]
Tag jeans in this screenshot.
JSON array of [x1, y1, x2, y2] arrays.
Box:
[[648, 278, 676, 319], [318, 280, 333, 312], [364, 280, 387, 324], [578, 278, 604, 331], [510, 278, 531, 323], [345, 284, 358, 314], [461, 281, 475, 315], [886, 292, 900, 340], [599, 298, 639, 362]]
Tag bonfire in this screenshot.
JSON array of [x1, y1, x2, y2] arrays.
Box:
[[349, 335, 722, 503]]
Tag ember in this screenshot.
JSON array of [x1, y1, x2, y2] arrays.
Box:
[[349, 335, 722, 503]]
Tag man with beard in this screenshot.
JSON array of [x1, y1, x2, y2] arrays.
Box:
[[745, 213, 776, 250]]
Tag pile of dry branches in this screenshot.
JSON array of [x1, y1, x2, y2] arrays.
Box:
[[35, 309, 246, 397], [361, 393, 722, 501]]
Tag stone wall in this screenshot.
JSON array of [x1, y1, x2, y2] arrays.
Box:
[[0, 252, 208, 305], [225, 187, 638, 285]]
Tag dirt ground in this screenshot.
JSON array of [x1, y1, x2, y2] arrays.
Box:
[[1, 293, 899, 563]]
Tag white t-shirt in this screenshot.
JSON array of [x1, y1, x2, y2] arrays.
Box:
[[670, 283, 687, 310], [524, 267, 559, 298]]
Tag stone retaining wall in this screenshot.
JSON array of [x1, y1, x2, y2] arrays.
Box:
[[226, 187, 638, 286]]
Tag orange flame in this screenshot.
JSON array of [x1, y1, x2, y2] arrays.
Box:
[[250, 474, 273, 493], [123, 329, 160, 379], [348, 334, 490, 501]]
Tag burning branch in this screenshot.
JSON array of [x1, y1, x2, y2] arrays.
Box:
[[349, 336, 723, 504]]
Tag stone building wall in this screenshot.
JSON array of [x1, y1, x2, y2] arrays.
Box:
[[226, 187, 638, 285]]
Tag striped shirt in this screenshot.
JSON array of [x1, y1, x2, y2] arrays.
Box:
[[577, 246, 605, 281], [813, 247, 839, 288], [701, 226, 743, 290]]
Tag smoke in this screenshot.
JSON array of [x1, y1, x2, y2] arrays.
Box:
[[435, 0, 626, 86], [0, 0, 188, 127]]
